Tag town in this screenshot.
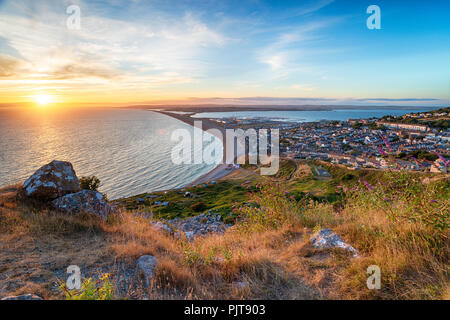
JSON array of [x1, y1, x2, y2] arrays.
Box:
[[210, 107, 450, 173]]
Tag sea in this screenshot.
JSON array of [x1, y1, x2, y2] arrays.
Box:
[[0, 108, 222, 199], [0, 106, 438, 199]]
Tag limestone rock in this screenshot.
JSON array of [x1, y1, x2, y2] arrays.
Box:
[[310, 229, 359, 257], [136, 255, 158, 287], [1, 294, 43, 300], [233, 281, 249, 289], [23, 160, 80, 200], [185, 231, 195, 242], [150, 221, 172, 234], [52, 190, 114, 221]]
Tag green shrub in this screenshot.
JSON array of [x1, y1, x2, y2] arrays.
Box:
[[235, 183, 297, 232], [60, 273, 114, 300], [191, 202, 206, 212], [80, 176, 101, 192], [79, 176, 108, 201], [183, 246, 203, 266]]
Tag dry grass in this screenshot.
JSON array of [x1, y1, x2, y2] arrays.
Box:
[[333, 207, 449, 300], [0, 185, 325, 300], [1, 173, 448, 300], [104, 212, 323, 299], [0, 185, 115, 299]]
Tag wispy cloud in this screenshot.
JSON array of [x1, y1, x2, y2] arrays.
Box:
[[294, 0, 335, 16], [357, 98, 440, 102], [0, 0, 227, 93], [258, 18, 342, 77], [0, 0, 448, 104]]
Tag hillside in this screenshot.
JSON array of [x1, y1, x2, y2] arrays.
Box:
[[0, 160, 448, 300]]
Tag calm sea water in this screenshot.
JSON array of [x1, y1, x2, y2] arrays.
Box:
[[192, 108, 440, 122], [0, 108, 222, 199], [0, 107, 439, 199]]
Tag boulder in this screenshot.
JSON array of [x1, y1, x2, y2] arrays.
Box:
[[185, 231, 195, 242], [1, 294, 43, 300], [52, 190, 114, 221], [23, 160, 81, 200], [310, 229, 359, 257], [233, 281, 249, 289], [150, 221, 172, 234], [136, 255, 158, 287]]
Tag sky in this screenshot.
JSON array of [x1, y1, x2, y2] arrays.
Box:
[[0, 0, 449, 107]]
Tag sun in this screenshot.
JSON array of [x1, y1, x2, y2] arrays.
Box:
[[33, 94, 53, 106]]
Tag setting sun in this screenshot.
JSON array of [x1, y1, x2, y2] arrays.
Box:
[[33, 94, 53, 106]]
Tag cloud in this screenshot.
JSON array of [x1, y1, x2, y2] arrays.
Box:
[[0, 55, 21, 77], [357, 98, 440, 102], [147, 96, 338, 105], [258, 19, 341, 76], [261, 54, 285, 71], [0, 1, 227, 90], [294, 0, 335, 16]]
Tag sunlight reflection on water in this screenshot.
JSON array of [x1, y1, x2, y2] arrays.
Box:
[[0, 108, 222, 199]]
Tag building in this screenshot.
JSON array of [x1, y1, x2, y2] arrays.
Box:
[[376, 121, 429, 132]]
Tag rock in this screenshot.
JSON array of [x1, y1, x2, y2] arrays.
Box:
[[150, 221, 172, 234], [147, 213, 230, 241], [163, 213, 229, 238], [136, 255, 158, 287], [173, 231, 182, 240], [185, 231, 195, 242], [1, 294, 43, 300], [310, 229, 359, 257], [23, 160, 81, 200], [233, 281, 249, 289], [52, 190, 114, 221]]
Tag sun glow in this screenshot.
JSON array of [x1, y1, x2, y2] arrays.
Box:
[[33, 94, 53, 106]]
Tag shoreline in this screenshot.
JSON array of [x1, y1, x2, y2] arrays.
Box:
[[126, 104, 441, 114], [154, 110, 238, 187]]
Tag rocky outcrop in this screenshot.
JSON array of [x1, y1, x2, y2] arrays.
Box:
[[23, 160, 81, 200], [169, 213, 230, 236], [233, 281, 249, 289], [52, 190, 114, 221], [148, 213, 231, 242], [185, 231, 195, 242], [1, 294, 43, 300], [310, 229, 359, 257], [150, 221, 173, 234], [136, 255, 158, 287]]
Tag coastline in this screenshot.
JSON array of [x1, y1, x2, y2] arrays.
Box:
[[127, 104, 441, 114], [154, 110, 237, 187]]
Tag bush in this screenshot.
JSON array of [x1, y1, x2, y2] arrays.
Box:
[[191, 202, 206, 212], [348, 171, 449, 231], [341, 173, 355, 181], [79, 176, 108, 201], [80, 176, 101, 192], [234, 183, 298, 232], [60, 273, 114, 300]]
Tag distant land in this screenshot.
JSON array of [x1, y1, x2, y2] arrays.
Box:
[[126, 104, 441, 113]]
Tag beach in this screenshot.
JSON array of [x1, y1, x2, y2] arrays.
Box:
[[154, 111, 238, 186]]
